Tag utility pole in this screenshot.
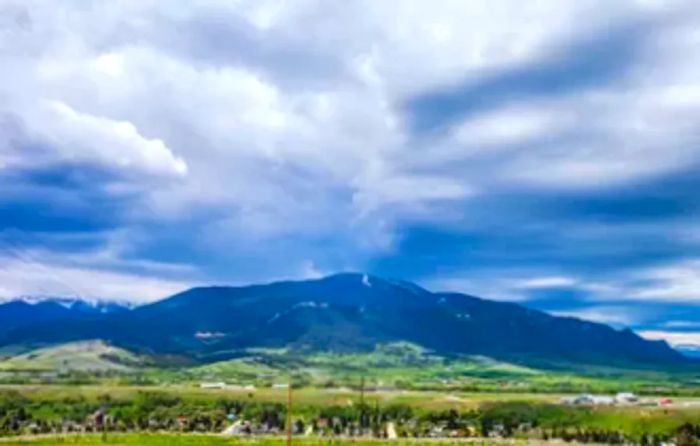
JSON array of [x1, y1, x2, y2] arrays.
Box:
[[375, 399, 381, 437], [359, 375, 366, 432], [286, 374, 293, 446], [360, 375, 365, 406]]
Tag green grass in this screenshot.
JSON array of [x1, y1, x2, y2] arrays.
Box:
[[0, 384, 562, 411], [172, 343, 700, 396], [0, 433, 233, 446], [0, 433, 523, 446], [0, 342, 148, 373], [183, 343, 551, 389], [3, 341, 700, 397]]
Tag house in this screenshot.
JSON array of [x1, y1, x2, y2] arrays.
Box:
[[227, 384, 256, 391], [200, 382, 226, 389], [222, 420, 252, 435], [615, 392, 638, 403], [569, 394, 595, 405], [561, 394, 613, 405], [591, 395, 615, 405]]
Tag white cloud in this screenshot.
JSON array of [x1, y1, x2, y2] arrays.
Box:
[[362, 0, 620, 97], [0, 254, 190, 303], [92, 53, 125, 77], [439, 81, 700, 189], [515, 276, 578, 289], [625, 259, 700, 302], [38, 101, 187, 176], [453, 107, 561, 149], [662, 320, 700, 329], [423, 274, 528, 302], [497, 259, 700, 305], [417, 9, 700, 190], [549, 259, 700, 304], [424, 270, 581, 302], [638, 330, 700, 347], [550, 306, 638, 327], [353, 174, 472, 217]]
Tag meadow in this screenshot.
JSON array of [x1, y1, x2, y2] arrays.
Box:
[[0, 433, 525, 446]]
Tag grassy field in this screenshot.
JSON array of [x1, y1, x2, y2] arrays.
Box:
[[0, 384, 563, 411], [2, 382, 700, 412], [185, 345, 541, 384], [1, 433, 237, 446], [0, 433, 523, 446], [2, 384, 700, 443]]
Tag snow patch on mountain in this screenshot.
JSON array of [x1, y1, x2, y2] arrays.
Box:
[[362, 274, 372, 287], [267, 301, 329, 324], [0, 296, 135, 313]]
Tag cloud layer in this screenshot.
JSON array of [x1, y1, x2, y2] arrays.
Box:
[[2, 0, 700, 335]]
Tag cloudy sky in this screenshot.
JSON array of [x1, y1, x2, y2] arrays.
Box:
[[2, 0, 700, 346]]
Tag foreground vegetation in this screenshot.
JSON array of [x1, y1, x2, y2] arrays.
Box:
[[1, 435, 496, 446], [1, 385, 700, 444], [0, 433, 242, 446]]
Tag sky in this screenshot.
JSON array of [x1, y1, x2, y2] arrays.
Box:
[[1, 0, 700, 347]]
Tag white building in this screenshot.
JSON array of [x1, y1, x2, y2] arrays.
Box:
[[200, 382, 226, 389], [615, 392, 638, 403]]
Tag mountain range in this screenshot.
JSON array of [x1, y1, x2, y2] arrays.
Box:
[[0, 273, 690, 369]]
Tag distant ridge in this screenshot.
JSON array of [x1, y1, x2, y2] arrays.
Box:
[[0, 295, 134, 312], [0, 298, 130, 337], [0, 273, 689, 369]]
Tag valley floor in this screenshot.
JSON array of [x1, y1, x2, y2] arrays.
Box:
[[0, 433, 602, 446], [0, 385, 565, 410], [2, 384, 700, 444]]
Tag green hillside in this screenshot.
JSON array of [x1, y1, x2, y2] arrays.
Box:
[[184, 342, 541, 385], [2, 340, 700, 396], [0, 340, 148, 372]]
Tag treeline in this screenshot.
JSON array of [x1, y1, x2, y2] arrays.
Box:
[[0, 390, 696, 444]]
